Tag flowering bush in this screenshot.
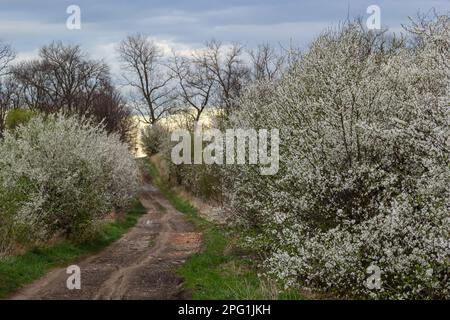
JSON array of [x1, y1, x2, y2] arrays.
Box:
[[141, 123, 169, 157], [0, 114, 139, 256], [225, 16, 450, 299]]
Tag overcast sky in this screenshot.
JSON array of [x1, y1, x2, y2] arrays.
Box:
[[0, 0, 448, 72]]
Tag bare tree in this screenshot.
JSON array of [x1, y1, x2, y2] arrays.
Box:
[[196, 40, 249, 113], [171, 52, 216, 121], [0, 41, 14, 76], [88, 82, 135, 144], [0, 77, 20, 138], [249, 43, 286, 81], [13, 42, 109, 114], [11, 41, 133, 142], [0, 41, 15, 137], [118, 34, 175, 125], [172, 41, 288, 121], [12, 60, 52, 111]]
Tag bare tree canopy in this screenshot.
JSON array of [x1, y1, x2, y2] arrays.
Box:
[[196, 40, 249, 113], [170, 52, 216, 122], [249, 43, 286, 81], [0, 41, 16, 137], [10, 41, 133, 142], [87, 81, 134, 143], [0, 77, 21, 138], [169, 40, 293, 123], [118, 34, 175, 125], [13, 41, 109, 114], [0, 41, 15, 76]]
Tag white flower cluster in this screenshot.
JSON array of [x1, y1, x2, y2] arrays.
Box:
[[225, 16, 450, 299], [0, 114, 139, 254]]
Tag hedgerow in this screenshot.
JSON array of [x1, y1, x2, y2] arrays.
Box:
[[0, 114, 139, 257], [224, 16, 450, 299]]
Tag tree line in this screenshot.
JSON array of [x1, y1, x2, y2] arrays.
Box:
[[0, 36, 290, 143]]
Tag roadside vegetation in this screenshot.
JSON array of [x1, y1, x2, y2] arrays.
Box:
[[0, 113, 142, 298], [0, 199, 146, 298], [142, 14, 450, 300], [142, 157, 303, 300], [224, 17, 449, 299], [0, 114, 139, 257], [0, 9, 448, 300]]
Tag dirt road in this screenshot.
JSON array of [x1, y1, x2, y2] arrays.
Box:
[[10, 182, 202, 300]]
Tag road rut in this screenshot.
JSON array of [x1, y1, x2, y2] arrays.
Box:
[[11, 182, 202, 300]]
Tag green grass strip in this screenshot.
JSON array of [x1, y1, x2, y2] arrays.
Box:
[[142, 158, 303, 300], [0, 199, 146, 298]]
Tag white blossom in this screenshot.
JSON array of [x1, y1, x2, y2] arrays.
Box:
[[224, 16, 450, 299], [0, 114, 139, 254]]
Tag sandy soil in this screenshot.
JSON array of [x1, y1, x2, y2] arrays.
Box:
[[10, 182, 202, 300]]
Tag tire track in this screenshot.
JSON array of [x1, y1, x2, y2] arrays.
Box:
[[10, 182, 202, 300]]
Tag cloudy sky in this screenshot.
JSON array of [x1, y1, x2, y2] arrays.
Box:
[[0, 0, 448, 72]]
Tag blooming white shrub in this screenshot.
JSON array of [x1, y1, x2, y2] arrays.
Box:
[[0, 114, 139, 254], [225, 16, 450, 299]]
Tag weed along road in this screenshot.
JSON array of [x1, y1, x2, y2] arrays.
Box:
[[10, 182, 202, 300]]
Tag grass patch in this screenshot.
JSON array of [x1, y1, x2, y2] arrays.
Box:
[[0, 199, 146, 298], [142, 157, 303, 300]]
